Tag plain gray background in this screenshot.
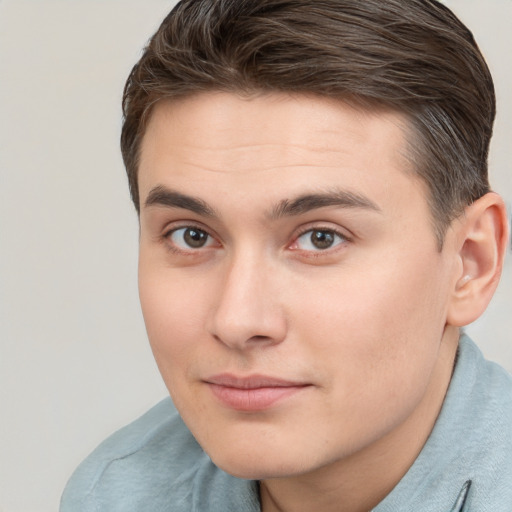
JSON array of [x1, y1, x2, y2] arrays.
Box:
[[0, 1, 510, 511]]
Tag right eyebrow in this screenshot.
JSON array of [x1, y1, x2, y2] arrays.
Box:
[[143, 185, 216, 217]]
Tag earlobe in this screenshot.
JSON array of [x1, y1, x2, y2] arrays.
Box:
[[447, 192, 509, 327]]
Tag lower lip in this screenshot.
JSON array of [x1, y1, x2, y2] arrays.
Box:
[[207, 383, 308, 412]]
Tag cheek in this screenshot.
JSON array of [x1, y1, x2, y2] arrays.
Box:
[[138, 265, 211, 386], [292, 253, 448, 416], [296, 256, 443, 347]]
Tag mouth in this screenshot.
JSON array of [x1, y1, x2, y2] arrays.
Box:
[[204, 374, 312, 412]]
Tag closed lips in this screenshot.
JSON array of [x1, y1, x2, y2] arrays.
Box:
[[204, 374, 312, 411]]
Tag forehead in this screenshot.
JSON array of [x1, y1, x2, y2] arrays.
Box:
[[138, 92, 423, 214]]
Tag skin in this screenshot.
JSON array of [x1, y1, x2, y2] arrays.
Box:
[[137, 92, 469, 512]]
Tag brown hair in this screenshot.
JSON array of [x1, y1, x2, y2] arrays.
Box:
[[121, 0, 495, 245]]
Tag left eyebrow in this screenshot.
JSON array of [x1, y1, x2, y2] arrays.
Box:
[[269, 189, 382, 219]]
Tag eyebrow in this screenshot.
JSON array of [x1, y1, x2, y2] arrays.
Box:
[[144, 185, 216, 217], [269, 189, 381, 219], [143, 185, 381, 219]]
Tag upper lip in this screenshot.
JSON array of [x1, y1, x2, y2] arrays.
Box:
[[204, 374, 309, 389]]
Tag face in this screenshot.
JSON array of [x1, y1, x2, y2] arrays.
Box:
[[137, 92, 458, 480]]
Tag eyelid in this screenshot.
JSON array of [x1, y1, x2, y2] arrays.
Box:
[[162, 220, 209, 238], [288, 224, 352, 253], [293, 222, 352, 242], [161, 222, 222, 253], [158, 220, 351, 256]]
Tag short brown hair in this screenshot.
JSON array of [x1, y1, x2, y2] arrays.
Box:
[[121, 0, 495, 245]]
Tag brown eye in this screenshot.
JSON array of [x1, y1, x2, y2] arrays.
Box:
[[169, 227, 213, 249], [183, 228, 209, 248], [310, 230, 335, 249], [295, 229, 345, 251]]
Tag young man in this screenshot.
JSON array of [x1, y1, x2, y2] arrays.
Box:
[[61, 1, 511, 510]]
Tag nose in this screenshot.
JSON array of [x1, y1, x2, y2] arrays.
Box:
[[207, 251, 287, 351]]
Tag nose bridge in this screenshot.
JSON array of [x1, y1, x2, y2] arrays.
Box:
[[209, 246, 286, 349]]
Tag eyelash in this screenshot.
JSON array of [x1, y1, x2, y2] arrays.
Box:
[[160, 224, 351, 256], [161, 223, 219, 255], [291, 226, 351, 255]]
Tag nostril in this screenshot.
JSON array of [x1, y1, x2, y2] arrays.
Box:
[[250, 335, 270, 342], [247, 335, 274, 344]]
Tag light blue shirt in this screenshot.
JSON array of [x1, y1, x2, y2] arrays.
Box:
[[61, 335, 512, 511]]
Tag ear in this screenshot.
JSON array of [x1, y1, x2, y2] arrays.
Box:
[[447, 192, 510, 327]]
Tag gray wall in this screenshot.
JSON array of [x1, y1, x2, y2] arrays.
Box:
[[0, 1, 510, 511]]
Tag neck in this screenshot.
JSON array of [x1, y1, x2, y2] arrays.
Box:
[[260, 326, 460, 512]]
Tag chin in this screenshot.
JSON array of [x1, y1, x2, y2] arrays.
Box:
[[214, 459, 296, 481], [208, 445, 317, 480]]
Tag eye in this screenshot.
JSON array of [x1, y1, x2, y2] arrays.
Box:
[[294, 228, 346, 251], [167, 227, 216, 250]]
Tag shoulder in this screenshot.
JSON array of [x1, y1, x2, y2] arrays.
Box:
[[375, 335, 512, 511], [458, 334, 512, 430], [431, 335, 512, 509], [459, 336, 512, 508], [60, 398, 259, 512], [60, 398, 199, 511]]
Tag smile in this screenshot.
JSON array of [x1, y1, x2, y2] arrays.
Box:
[[204, 374, 312, 412]]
